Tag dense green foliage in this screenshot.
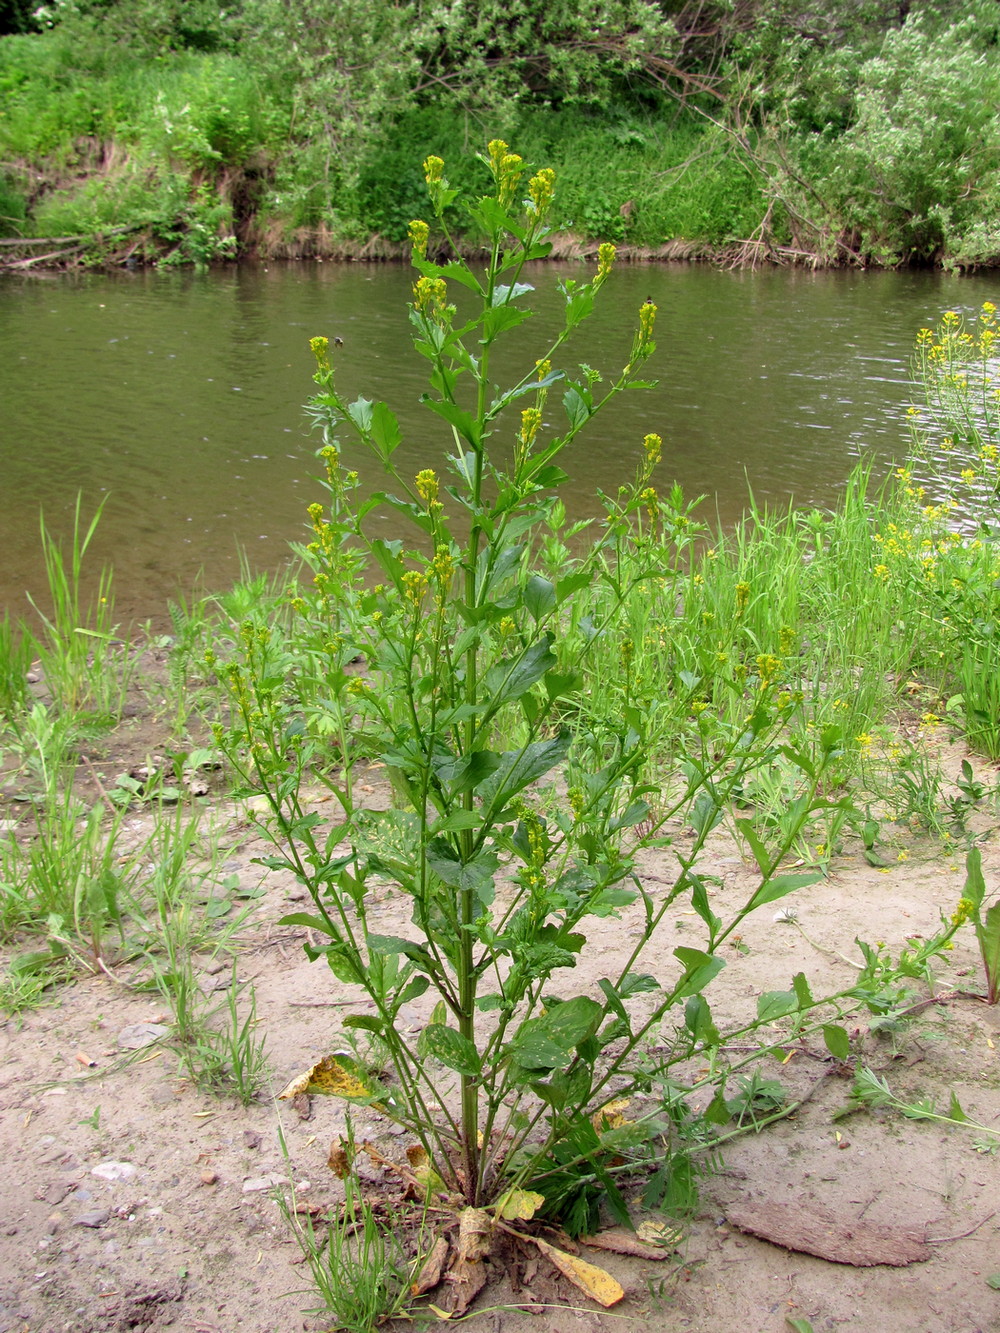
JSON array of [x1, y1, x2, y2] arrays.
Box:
[[1, 0, 998, 263]]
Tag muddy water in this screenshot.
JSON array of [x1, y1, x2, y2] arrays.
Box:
[[1, 261, 995, 623]]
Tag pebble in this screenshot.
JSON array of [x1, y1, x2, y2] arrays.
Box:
[[199, 1170, 218, 1186], [45, 1214, 63, 1235], [117, 1023, 169, 1051], [73, 1209, 110, 1229], [242, 1174, 285, 1193], [91, 1161, 137, 1183]]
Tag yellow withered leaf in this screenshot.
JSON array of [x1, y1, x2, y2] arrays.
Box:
[[495, 1188, 545, 1221], [405, 1144, 446, 1196], [592, 1098, 632, 1132], [534, 1237, 624, 1307], [277, 1054, 376, 1103]]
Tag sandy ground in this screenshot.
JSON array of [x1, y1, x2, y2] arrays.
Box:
[[2, 764, 1000, 1333]]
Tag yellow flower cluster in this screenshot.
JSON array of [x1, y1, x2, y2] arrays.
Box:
[[408, 219, 429, 258]]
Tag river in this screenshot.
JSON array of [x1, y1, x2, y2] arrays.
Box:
[[2, 260, 996, 624]]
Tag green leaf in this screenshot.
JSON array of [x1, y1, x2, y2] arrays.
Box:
[[792, 971, 813, 1009], [369, 402, 401, 459], [563, 385, 591, 430], [343, 1014, 384, 1034], [524, 575, 556, 623], [757, 990, 799, 1022], [433, 749, 503, 795], [948, 1090, 969, 1122], [737, 819, 772, 876], [985, 1274, 1000, 1291], [483, 634, 556, 708], [964, 847, 986, 908], [823, 1024, 851, 1061], [421, 397, 482, 449], [431, 809, 484, 834], [479, 732, 572, 816], [420, 1023, 482, 1077], [674, 946, 725, 996], [982, 901, 1000, 1000], [746, 871, 823, 913], [346, 395, 373, 432], [482, 304, 530, 342], [685, 994, 721, 1047]]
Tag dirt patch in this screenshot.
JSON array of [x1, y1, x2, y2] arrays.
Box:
[[2, 764, 999, 1333]]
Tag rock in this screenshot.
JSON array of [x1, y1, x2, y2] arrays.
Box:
[[91, 1161, 137, 1183], [243, 1130, 262, 1151], [199, 1170, 218, 1186], [241, 1175, 285, 1193], [73, 1209, 110, 1229], [117, 1024, 169, 1051], [45, 1213, 63, 1235]]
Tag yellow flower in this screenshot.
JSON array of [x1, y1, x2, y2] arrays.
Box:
[[596, 242, 617, 285], [413, 276, 448, 317], [527, 167, 556, 215], [643, 433, 662, 466], [309, 335, 330, 372], [415, 468, 439, 504], [638, 300, 657, 349], [423, 155, 444, 185], [408, 219, 429, 258], [520, 408, 542, 448]]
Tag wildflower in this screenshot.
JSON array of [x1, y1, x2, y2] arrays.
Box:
[[638, 299, 657, 350], [487, 139, 509, 177], [423, 155, 444, 185], [497, 153, 524, 208], [856, 732, 874, 752], [568, 786, 585, 819], [951, 897, 975, 927], [408, 219, 429, 258], [640, 486, 658, 520], [595, 242, 617, 286], [643, 433, 662, 466], [535, 358, 552, 381], [431, 544, 454, 587], [756, 653, 781, 686], [527, 167, 556, 216], [413, 276, 449, 318], [309, 335, 330, 374], [520, 408, 542, 448], [735, 581, 750, 614], [402, 570, 428, 605], [415, 469, 439, 505], [897, 850, 909, 862]]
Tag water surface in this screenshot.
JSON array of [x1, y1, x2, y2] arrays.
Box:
[[2, 261, 996, 623]]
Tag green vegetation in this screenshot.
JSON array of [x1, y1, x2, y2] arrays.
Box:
[[4, 140, 1000, 1323], [2, 0, 999, 265]]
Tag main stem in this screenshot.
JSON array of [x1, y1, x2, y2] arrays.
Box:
[[455, 240, 500, 1203]]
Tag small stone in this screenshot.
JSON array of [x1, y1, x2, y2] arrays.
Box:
[[837, 1136, 851, 1150], [117, 1024, 169, 1051], [45, 1214, 63, 1235], [73, 1210, 110, 1229], [241, 1175, 284, 1194], [199, 1170, 218, 1186], [243, 1130, 262, 1151], [91, 1162, 137, 1183], [201, 959, 225, 976]]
